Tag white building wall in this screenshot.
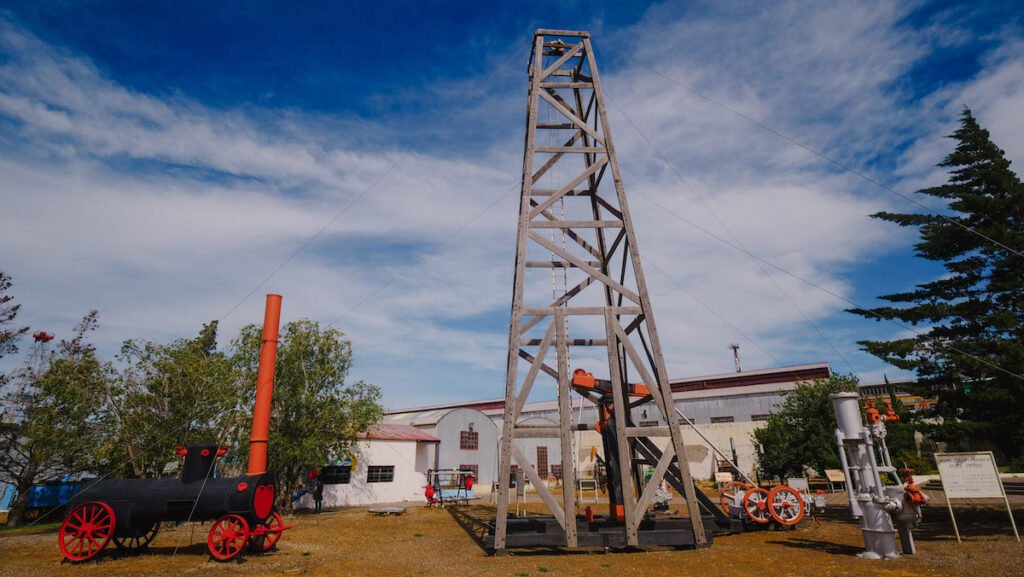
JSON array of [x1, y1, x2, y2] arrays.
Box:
[[296, 439, 432, 509], [434, 408, 499, 487]]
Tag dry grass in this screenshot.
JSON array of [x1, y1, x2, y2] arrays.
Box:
[[0, 500, 1021, 577]]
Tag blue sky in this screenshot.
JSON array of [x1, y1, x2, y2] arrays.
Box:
[[1, 1, 1022, 409]]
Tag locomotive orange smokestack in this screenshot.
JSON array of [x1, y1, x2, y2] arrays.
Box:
[[247, 294, 282, 475]]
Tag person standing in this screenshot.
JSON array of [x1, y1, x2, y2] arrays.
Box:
[[314, 473, 324, 513]]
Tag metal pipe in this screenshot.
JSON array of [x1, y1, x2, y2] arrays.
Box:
[[861, 430, 886, 502], [834, 430, 860, 516], [674, 407, 756, 485], [247, 294, 283, 476]]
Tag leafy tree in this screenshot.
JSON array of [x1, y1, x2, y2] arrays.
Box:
[[0, 271, 29, 384], [230, 319, 383, 511], [0, 312, 112, 526], [849, 108, 1024, 461], [753, 374, 860, 481], [107, 321, 242, 478]]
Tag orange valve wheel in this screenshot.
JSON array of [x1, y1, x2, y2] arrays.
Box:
[[742, 487, 771, 524], [208, 514, 250, 561], [767, 485, 805, 526], [58, 501, 116, 562], [719, 481, 751, 513]]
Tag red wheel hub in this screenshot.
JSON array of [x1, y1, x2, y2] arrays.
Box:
[[208, 514, 250, 561], [58, 501, 116, 562]]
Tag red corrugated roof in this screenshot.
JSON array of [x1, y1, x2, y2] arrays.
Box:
[[386, 363, 831, 415], [668, 364, 831, 392], [358, 424, 440, 442]]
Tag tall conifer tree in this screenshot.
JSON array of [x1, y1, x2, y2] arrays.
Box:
[[850, 108, 1024, 460]]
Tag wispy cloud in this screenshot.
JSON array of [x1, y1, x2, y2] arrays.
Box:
[[1, 2, 1021, 407]]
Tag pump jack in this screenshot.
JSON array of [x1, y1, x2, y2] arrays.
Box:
[[570, 369, 742, 533]]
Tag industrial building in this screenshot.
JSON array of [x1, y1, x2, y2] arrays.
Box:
[[384, 362, 833, 498], [296, 362, 946, 510]]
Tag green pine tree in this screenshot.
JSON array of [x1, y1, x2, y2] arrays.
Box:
[[849, 108, 1024, 461]]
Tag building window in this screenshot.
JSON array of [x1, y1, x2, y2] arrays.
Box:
[[710, 416, 734, 424], [536, 446, 549, 478], [460, 464, 479, 480], [751, 414, 771, 422], [321, 465, 351, 484], [367, 465, 395, 483], [460, 430, 479, 450], [551, 464, 562, 479], [638, 420, 659, 427]]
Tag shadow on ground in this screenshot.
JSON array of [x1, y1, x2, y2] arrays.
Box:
[[764, 537, 864, 556], [446, 505, 493, 553]]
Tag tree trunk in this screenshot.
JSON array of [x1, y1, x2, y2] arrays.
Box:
[[5, 485, 30, 527]]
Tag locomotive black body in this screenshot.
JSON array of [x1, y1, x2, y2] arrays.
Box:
[[67, 443, 276, 539]]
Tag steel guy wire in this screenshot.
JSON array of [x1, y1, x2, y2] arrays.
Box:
[[604, 93, 857, 373], [326, 180, 520, 329], [218, 41, 529, 324], [638, 254, 783, 367], [630, 185, 1024, 383], [637, 64, 1024, 261]]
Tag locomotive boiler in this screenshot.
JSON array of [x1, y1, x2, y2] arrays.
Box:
[[57, 294, 290, 562]]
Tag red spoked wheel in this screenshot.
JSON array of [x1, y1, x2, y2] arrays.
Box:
[[113, 521, 160, 551], [207, 514, 250, 561], [58, 501, 116, 562], [742, 487, 771, 524], [768, 485, 805, 526], [719, 481, 751, 513], [250, 512, 285, 552]]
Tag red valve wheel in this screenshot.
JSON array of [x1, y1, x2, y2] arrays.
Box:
[[113, 521, 160, 551], [742, 487, 771, 524], [58, 501, 116, 562], [251, 512, 285, 552], [767, 485, 805, 526], [208, 514, 250, 561], [719, 480, 751, 513]]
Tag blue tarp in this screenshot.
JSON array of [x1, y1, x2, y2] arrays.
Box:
[[26, 482, 83, 509]]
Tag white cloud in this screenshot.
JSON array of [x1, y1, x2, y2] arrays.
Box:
[[2, 2, 1021, 407]]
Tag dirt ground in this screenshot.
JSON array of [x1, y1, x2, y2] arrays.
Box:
[[1, 497, 1022, 577]]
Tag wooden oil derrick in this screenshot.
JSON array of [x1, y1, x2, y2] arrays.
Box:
[[492, 29, 708, 552]]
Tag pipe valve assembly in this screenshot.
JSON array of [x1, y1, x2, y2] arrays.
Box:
[[830, 392, 928, 559]]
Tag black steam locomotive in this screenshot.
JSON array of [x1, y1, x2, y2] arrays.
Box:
[[57, 295, 290, 562]]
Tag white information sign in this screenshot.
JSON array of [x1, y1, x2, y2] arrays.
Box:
[[714, 472, 733, 484], [934, 451, 1019, 542], [824, 469, 846, 483], [936, 452, 1004, 499]]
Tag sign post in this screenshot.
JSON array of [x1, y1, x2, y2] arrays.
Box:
[[934, 452, 1020, 543]]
